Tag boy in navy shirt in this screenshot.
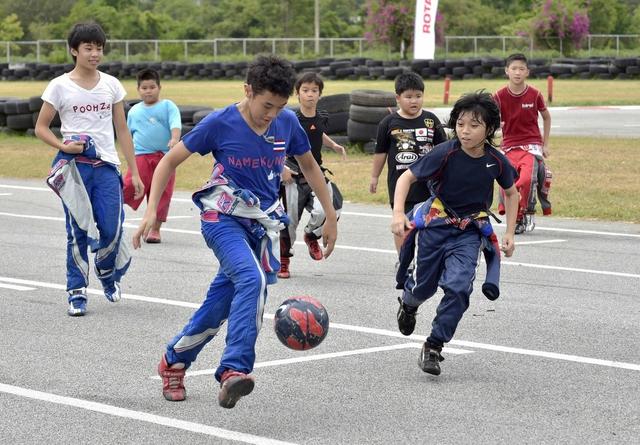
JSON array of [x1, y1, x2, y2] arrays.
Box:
[[391, 91, 518, 376], [133, 55, 337, 408]]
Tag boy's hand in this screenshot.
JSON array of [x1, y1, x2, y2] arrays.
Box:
[[369, 177, 378, 194], [390, 213, 410, 237], [62, 141, 85, 154], [132, 213, 156, 249], [542, 144, 550, 158], [321, 216, 338, 259], [167, 138, 179, 149], [500, 233, 515, 257], [281, 166, 295, 185], [334, 143, 347, 160], [131, 174, 145, 200]]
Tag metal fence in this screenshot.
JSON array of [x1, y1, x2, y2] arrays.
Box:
[[1, 35, 638, 64]]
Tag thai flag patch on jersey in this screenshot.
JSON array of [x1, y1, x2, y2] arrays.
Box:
[[273, 140, 286, 151]]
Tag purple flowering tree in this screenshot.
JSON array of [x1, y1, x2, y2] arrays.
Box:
[[532, 0, 589, 54], [364, 0, 415, 59]]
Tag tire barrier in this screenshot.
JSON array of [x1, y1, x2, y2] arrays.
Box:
[[1, 56, 638, 82], [347, 89, 396, 143]]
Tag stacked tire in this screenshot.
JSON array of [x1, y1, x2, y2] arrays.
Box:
[[348, 89, 396, 153]]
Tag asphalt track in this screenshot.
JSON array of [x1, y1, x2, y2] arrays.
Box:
[[432, 105, 640, 137], [0, 177, 639, 444]]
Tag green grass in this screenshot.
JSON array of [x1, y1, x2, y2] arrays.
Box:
[[2, 79, 640, 107], [1, 133, 638, 223], [1, 79, 638, 223]]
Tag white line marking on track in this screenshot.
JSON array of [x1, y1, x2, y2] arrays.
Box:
[[0, 210, 638, 279], [0, 383, 297, 445], [502, 260, 640, 279], [1, 189, 637, 238], [0, 193, 12, 196], [2, 275, 638, 372], [0, 282, 36, 291], [153, 343, 474, 379]]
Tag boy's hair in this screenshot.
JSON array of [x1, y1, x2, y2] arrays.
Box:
[[447, 90, 501, 146], [394, 72, 424, 95], [67, 22, 107, 63], [295, 72, 324, 95], [246, 55, 297, 98], [505, 53, 528, 68], [137, 68, 161, 87]]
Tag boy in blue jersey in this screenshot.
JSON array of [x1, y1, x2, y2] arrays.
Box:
[[132, 55, 338, 408], [123, 68, 181, 243], [391, 91, 518, 376]]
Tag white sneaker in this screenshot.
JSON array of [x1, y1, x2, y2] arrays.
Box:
[[524, 214, 536, 232]]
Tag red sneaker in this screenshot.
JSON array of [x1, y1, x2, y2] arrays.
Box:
[[304, 233, 323, 261], [277, 257, 290, 279], [146, 229, 161, 244], [218, 369, 255, 409], [157, 354, 186, 401]]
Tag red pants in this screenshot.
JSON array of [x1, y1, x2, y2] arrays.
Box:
[[123, 152, 175, 222], [500, 148, 537, 219]]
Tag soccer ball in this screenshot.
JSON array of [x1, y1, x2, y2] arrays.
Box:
[[273, 296, 329, 350]]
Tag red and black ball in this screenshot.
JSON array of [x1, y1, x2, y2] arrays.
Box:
[[273, 296, 329, 350]]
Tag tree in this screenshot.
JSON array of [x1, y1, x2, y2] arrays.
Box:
[[529, 0, 590, 53], [0, 13, 23, 41], [364, 0, 414, 58]]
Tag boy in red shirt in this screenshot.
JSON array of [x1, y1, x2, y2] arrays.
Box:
[[494, 53, 552, 234]]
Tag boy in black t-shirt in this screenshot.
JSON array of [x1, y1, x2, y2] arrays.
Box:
[[370, 72, 447, 253], [391, 91, 518, 376], [278, 72, 346, 278]]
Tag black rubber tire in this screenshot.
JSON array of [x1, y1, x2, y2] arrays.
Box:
[[7, 113, 34, 130], [4, 100, 31, 115], [29, 96, 43, 112], [193, 109, 214, 124], [350, 89, 396, 107], [326, 111, 348, 135], [317, 94, 350, 113], [179, 105, 214, 124], [347, 119, 378, 142], [363, 141, 376, 154], [349, 104, 395, 124]]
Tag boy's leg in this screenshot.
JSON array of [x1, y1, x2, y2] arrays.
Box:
[[423, 228, 481, 373], [91, 166, 129, 302], [512, 150, 537, 225], [160, 270, 235, 402], [305, 180, 343, 260], [122, 155, 149, 211], [278, 183, 296, 278], [62, 205, 90, 316], [205, 217, 267, 407], [147, 155, 175, 243], [397, 226, 446, 335]]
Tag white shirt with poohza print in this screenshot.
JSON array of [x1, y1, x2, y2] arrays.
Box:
[[41, 71, 126, 165]]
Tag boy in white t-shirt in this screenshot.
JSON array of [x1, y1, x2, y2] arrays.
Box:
[[35, 22, 144, 317]]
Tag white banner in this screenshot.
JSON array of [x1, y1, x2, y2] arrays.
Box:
[[413, 0, 439, 60]]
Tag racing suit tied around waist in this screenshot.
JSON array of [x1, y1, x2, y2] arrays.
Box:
[[192, 164, 289, 284], [396, 196, 502, 300]]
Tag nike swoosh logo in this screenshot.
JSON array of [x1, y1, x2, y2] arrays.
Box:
[[486, 163, 496, 168]]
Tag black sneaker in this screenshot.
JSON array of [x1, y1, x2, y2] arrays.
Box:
[[514, 220, 526, 235], [419, 342, 443, 375], [397, 297, 417, 336]]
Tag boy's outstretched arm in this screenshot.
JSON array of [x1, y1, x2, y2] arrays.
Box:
[[390, 169, 416, 237], [132, 142, 192, 248], [370, 153, 386, 193], [113, 101, 144, 200], [322, 133, 347, 160], [501, 184, 518, 257], [294, 151, 338, 258]]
